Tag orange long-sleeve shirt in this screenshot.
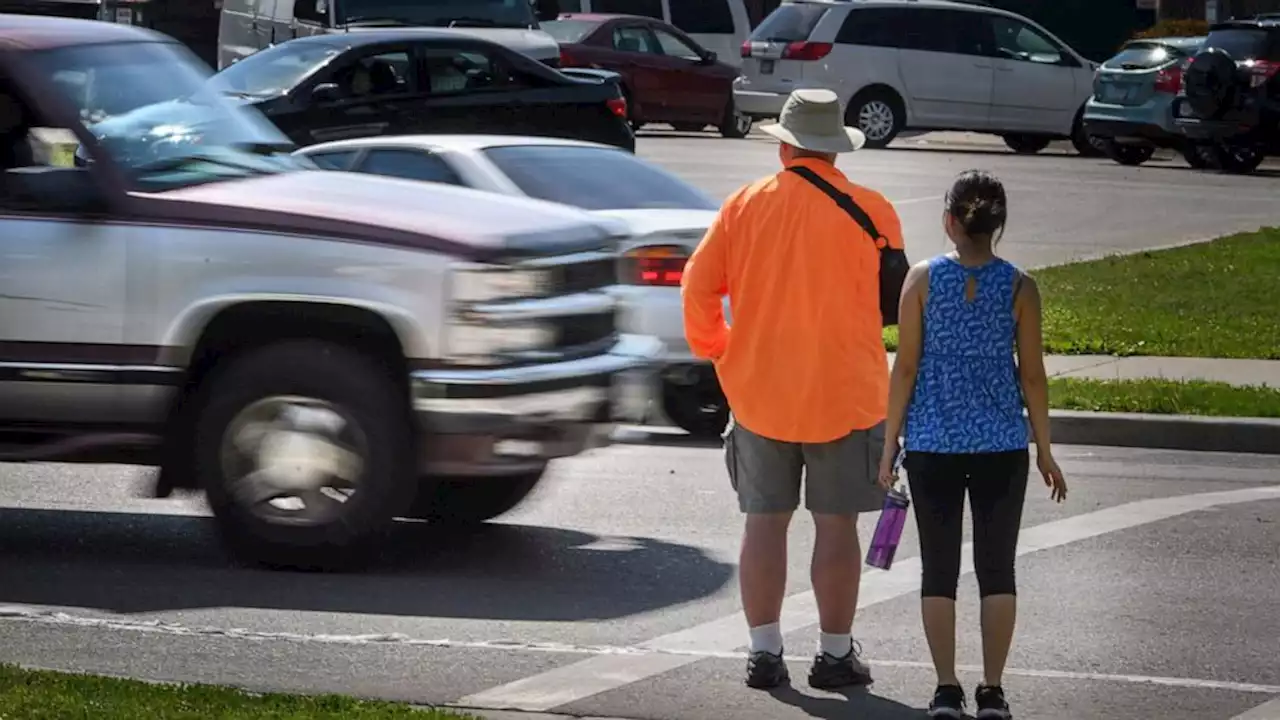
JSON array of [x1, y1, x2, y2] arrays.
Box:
[[680, 157, 904, 444]]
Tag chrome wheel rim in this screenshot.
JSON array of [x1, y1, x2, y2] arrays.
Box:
[[734, 110, 753, 136], [858, 100, 895, 142], [219, 395, 368, 526]]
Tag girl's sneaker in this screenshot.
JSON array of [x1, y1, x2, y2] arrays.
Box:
[[975, 684, 1013, 719], [927, 684, 966, 718]]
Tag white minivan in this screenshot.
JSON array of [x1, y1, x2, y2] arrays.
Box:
[[555, 0, 751, 66], [217, 0, 563, 70], [735, 0, 1104, 154]]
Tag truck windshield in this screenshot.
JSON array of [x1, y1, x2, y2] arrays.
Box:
[[339, 0, 537, 28], [34, 40, 312, 190]]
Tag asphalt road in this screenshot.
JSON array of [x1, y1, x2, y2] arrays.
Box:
[[635, 128, 1280, 269], [1, 436, 1278, 720]]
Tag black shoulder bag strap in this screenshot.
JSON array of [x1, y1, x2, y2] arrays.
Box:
[[786, 165, 911, 327]]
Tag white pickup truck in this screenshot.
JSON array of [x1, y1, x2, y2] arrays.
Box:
[[0, 16, 660, 570]]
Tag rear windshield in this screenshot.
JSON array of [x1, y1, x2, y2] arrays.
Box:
[[482, 145, 718, 211], [749, 2, 828, 42], [1102, 42, 1188, 70], [1204, 28, 1277, 60], [541, 19, 601, 43]]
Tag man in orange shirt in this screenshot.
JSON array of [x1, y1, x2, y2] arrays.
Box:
[[681, 88, 903, 691]]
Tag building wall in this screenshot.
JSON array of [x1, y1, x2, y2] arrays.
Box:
[[1162, 0, 1280, 19]]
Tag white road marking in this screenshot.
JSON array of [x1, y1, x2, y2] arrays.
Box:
[[1233, 696, 1280, 719], [455, 485, 1280, 712]]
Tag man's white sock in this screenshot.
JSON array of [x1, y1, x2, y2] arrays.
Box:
[[819, 632, 853, 658], [748, 622, 784, 655]]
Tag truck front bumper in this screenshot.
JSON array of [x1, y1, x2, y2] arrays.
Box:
[[410, 334, 664, 476]]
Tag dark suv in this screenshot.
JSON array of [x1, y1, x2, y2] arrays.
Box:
[[1173, 18, 1280, 174]]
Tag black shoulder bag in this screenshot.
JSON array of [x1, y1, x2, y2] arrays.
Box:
[[787, 166, 911, 327]]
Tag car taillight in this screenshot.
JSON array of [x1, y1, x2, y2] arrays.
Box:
[[741, 40, 752, 58], [622, 245, 688, 287], [606, 96, 627, 119], [1155, 65, 1183, 94], [559, 47, 576, 67], [781, 41, 832, 61], [1246, 59, 1280, 87]]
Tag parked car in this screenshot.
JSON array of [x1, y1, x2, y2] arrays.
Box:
[[554, 0, 751, 67], [217, 0, 564, 70], [734, 0, 1104, 156], [293, 134, 733, 438], [544, 13, 752, 137], [205, 30, 636, 151], [1084, 35, 1216, 167], [0, 15, 661, 570], [1173, 17, 1280, 174]]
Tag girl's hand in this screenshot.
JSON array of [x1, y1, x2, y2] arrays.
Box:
[[877, 439, 900, 491], [1038, 451, 1067, 503]]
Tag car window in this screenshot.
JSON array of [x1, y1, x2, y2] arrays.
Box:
[[592, 0, 662, 19], [355, 148, 462, 183], [902, 9, 992, 57], [293, 0, 329, 25], [749, 2, 828, 42], [1103, 42, 1186, 70], [670, 0, 734, 35], [835, 7, 908, 48], [1203, 28, 1276, 60], [541, 19, 602, 43], [654, 28, 703, 59], [613, 26, 661, 54], [482, 145, 718, 211], [421, 47, 526, 93], [211, 42, 342, 97], [989, 15, 1064, 65], [328, 50, 414, 99], [307, 149, 359, 169]]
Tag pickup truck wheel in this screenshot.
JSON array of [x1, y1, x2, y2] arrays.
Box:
[[1003, 134, 1052, 154], [195, 340, 414, 571], [1214, 144, 1265, 175], [409, 469, 546, 524], [661, 376, 730, 439]]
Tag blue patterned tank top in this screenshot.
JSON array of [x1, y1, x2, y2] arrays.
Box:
[[904, 255, 1029, 454]]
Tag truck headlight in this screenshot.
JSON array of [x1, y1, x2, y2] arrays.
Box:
[[446, 322, 556, 362], [450, 262, 553, 304]]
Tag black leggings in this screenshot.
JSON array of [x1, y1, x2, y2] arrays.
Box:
[[904, 450, 1029, 600]]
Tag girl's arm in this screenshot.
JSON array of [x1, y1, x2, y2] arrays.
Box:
[[884, 263, 929, 442], [1014, 273, 1052, 453]]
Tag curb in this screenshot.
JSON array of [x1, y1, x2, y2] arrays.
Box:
[[1050, 410, 1280, 455]]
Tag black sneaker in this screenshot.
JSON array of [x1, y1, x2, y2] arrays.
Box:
[[807, 641, 873, 689], [975, 684, 1013, 719], [745, 649, 790, 689], [927, 684, 966, 718]]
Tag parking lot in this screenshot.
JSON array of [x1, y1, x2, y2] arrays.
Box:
[[2, 132, 1280, 720]]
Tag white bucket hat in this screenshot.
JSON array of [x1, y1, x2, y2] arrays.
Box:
[[759, 88, 867, 154]]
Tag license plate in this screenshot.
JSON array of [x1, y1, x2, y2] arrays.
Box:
[[1097, 83, 1132, 103], [760, 59, 775, 75]]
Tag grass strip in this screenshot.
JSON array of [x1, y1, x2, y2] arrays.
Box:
[[0, 663, 475, 720], [1049, 377, 1280, 417], [884, 228, 1280, 359]]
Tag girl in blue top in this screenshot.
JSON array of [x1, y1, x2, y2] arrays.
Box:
[[878, 170, 1068, 720]]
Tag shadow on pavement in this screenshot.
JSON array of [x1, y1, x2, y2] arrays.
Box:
[[769, 686, 928, 719], [0, 508, 734, 620]]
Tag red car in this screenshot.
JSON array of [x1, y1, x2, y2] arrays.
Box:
[[543, 13, 753, 138]]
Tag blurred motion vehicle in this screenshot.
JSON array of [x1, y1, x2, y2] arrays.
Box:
[[554, 0, 751, 66], [293, 134, 733, 438], [217, 0, 565, 69], [0, 15, 661, 570], [735, 0, 1104, 155], [1173, 17, 1280, 174], [1084, 35, 1216, 167], [207, 30, 635, 151], [543, 13, 752, 137]]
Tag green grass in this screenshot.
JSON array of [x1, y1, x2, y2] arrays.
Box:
[[883, 228, 1280, 359], [0, 664, 475, 720], [1048, 377, 1280, 417]]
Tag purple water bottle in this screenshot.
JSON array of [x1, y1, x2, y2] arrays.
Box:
[[866, 448, 909, 570]]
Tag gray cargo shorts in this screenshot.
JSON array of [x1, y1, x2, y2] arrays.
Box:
[[722, 415, 888, 515]]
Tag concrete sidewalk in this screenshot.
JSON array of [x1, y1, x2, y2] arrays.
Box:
[[886, 353, 1280, 387]]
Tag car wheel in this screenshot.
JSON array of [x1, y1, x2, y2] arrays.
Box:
[[1215, 143, 1266, 174], [846, 90, 903, 149], [1182, 143, 1218, 169], [196, 340, 415, 571], [719, 99, 753, 139], [1103, 141, 1156, 166], [1003, 134, 1053, 154], [1071, 115, 1107, 157], [407, 469, 546, 525], [661, 376, 729, 439]]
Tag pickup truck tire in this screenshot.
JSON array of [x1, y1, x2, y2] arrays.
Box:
[[409, 469, 546, 525], [1003, 134, 1052, 155], [194, 340, 415, 571]]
